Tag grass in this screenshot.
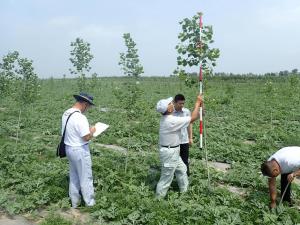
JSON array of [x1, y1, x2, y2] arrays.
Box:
[[1, 76, 300, 224]]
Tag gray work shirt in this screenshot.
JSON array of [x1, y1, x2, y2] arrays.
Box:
[[173, 108, 191, 144], [159, 115, 191, 147]]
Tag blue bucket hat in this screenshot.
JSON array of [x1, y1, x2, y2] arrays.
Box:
[[73, 92, 95, 105]]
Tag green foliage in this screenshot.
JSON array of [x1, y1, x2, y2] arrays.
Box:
[[40, 213, 72, 225], [220, 84, 235, 105], [173, 68, 197, 88], [0, 51, 39, 104], [289, 75, 299, 89], [119, 33, 144, 78], [69, 37, 94, 91], [291, 68, 298, 75], [0, 76, 300, 224], [113, 79, 144, 119], [16, 57, 40, 105], [175, 12, 220, 86], [0, 51, 19, 97], [90, 72, 98, 90], [263, 81, 276, 96]]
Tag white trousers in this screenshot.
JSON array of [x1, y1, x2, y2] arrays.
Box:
[[66, 144, 95, 207], [156, 146, 188, 197]]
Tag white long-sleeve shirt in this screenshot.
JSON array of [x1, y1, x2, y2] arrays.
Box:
[[159, 115, 191, 147]]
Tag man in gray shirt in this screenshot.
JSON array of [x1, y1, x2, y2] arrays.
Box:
[[156, 94, 202, 198], [173, 94, 192, 176]]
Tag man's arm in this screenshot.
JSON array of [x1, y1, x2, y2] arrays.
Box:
[[287, 168, 300, 183], [83, 126, 96, 141], [268, 177, 277, 209], [188, 124, 193, 145], [190, 95, 202, 123]]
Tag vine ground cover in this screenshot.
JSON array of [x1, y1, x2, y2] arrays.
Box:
[[1, 76, 300, 224]]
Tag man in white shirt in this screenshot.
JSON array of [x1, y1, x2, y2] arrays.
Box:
[[156, 94, 202, 198], [173, 94, 192, 176], [261, 146, 300, 208], [62, 92, 96, 208]]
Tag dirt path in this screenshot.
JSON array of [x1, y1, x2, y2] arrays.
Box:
[[94, 143, 127, 153], [0, 215, 35, 225], [207, 161, 231, 172]]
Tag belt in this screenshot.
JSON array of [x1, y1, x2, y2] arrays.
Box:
[[160, 145, 180, 148]]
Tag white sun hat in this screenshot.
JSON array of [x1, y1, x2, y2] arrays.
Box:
[[156, 97, 173, 114]]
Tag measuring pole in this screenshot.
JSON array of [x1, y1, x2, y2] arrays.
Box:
[[279, 181, 291, 205], [199, 14, 203, 149], [199, 13, 211, 190]]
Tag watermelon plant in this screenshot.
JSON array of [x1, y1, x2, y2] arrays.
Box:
[[1, 75, 300, 224]]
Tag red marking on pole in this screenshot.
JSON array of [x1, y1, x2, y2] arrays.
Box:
[[199, 66, 203, 81], [199, 15, 203, 28], [199, 14, 204, 150], [199, 120, 203, 134]]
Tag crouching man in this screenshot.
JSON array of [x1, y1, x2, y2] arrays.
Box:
[[155, 94, 202, 198], [261, 146, 300, 208]]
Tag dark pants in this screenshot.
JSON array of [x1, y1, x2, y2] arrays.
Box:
[[180, 143, 190, 176], [281, 173, 292, 203]]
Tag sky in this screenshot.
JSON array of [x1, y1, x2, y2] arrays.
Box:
[[0, 0, 300, 78]]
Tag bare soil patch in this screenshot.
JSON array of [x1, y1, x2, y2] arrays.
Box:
[[207, 161, 231, 172], [95, 143, 127, 153]]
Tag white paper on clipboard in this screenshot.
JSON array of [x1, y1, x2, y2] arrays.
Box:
[[93, 122, 109, 137]]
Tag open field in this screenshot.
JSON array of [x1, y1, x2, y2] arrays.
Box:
[[1, 76, 300, 224]]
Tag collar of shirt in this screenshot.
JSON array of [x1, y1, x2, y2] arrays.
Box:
[[174, 109, 183, 114]]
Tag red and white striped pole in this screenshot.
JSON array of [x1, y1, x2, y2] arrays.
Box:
[[199, 13, 211, 190], [199, 14, 203, 150]]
